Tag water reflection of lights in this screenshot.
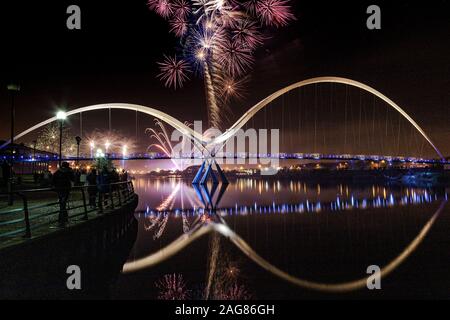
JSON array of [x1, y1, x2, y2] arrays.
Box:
[[124, 200, 448, 293], [136, 191, 446, 217]]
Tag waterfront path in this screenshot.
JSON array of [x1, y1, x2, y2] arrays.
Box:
[[0, 181, 136, 250]]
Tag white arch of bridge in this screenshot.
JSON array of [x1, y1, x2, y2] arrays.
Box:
[[0, 103, 204, 151], [0, 77, 444, 160], [208, 76, 444, 160]]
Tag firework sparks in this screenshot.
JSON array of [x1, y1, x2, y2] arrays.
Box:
[[157, 55, 191, 89], [156, 273, 191, 300], [221, 76, 248, 101], [146, 119, 194, 169], [232, 19, 263, 50], [169, 17, 189, 37], [256, 0, 296, 27], [242, 0, 259, 14], [173, 0, 191, 18], [218, 283, 252, 300], [147, 0, 295, 127], [148, 0, 173, 18], [217, 39, 254, 77]]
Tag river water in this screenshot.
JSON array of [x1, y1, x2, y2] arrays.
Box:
[[111, 176, 450, 299]]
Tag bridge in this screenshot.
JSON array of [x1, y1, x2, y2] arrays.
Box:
[[0, 77, 445, 163], [4, 152, 448, 165]]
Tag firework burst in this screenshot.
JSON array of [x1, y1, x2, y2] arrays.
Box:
[[217, 39, 253, 77], [148, 0, 173, 18], [232, 19, 264, 50], [173, 0, 191, 18], [156, 273, 191, 300], [157, 55, 191, 89], [169, 16, 189, 37], [257, 0, 296, 27], [218, 283, 252, 300], [221, 75, 248, 101], [147, 0, 295, 128]]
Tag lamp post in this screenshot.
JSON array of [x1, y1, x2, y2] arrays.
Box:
[[75, 136, 82, 166], [7, 83, 20, 206], [56, 111, 67, 167]]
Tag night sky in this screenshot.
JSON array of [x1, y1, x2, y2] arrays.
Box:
[[0, 1, 449, 155]]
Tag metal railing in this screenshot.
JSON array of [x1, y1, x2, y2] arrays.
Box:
[[0, 181, 135, 240]]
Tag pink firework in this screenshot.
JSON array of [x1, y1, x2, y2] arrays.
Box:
[[242, 0, 260, 14], [173, 0, 191, 18], [221, 76, 248, 101], [217, 39, 254, 77], [156, 273, 191, 300], [170, 17, 189, 37], [157, 55, 191, 89], [217, 283, 252, 300], [256, 0, 296, 27], [232, 19, 264, 50], [148, 0, 173, 18]]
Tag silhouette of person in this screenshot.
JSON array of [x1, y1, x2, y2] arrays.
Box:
[[52, 162, 75, 226]]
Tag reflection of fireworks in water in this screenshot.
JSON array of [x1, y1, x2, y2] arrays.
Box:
[[205, 233, 221, 300], [156, 273, 191, 300], [182, 214, 190, 233], [156, 183, 181, 211], [205, 232, 252, 300], [147, 0, 295, 128], [217, 283, 252, 300]]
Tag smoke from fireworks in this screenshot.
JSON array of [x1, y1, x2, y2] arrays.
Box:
[[32, 123, 76, 157], [148, 0, 295, 128]]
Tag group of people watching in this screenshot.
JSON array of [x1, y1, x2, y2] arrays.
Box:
[[52, 162, 129, 227]]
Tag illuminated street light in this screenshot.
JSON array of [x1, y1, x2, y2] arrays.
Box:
[[56, 111, 67, 120], [56, 110, 67, 167], [95, 148, 105, 158]]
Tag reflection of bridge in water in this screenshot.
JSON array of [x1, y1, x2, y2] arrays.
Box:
[[138, 190, 448, 217], [136, 175, 448, 218]]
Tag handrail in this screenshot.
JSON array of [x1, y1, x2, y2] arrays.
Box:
[[0, 180, 135, 240]]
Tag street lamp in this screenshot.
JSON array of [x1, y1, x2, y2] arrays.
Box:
[[75, 136, 82, 166], [7, 83, 20, 206], [56, 111, 67, 167], [95, 148, 105, 158]]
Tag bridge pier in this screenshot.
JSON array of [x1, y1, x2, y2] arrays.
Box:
[[192, 159, 229, 185]]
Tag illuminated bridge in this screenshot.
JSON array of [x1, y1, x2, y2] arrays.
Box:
[[1, 77, 447, 168], [4, 152, 447, 165]]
